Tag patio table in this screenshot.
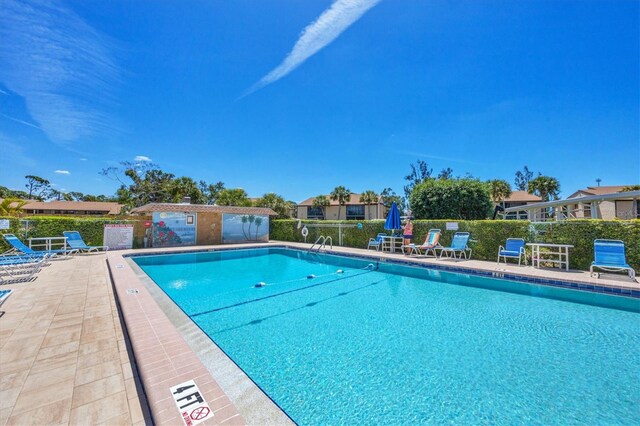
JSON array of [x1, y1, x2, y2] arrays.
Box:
[[381, 236, 404, 253], [526, 243, 574, 271]]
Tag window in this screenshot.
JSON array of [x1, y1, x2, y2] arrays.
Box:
[[307, 206, 324, 219], [346, 205, 365, 220]]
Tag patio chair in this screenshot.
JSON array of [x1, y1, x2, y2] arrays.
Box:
[[2, 234, 78, 258], [63, 231, 109, 253], [367, 233, 386, 251], [590, 239, 635, 279], [439, 232, 472, 260], [404, 229, 442, 257], [497, 238, 526, 266]]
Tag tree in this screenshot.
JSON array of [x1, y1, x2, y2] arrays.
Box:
[[409, 178, 493, 220], [254, 216, 263, 239], [0, 186, 30, 199], [24, 175, 51, 200], [359, 190, 379, 219], [528, 176, 561, 201], [514, 166, 536, 191], [329, 186, 351, 220], [169, 177, 206, 204], [255, 193, 290, 218], [404, 160, 433, 199], [199, 181, 225, 205], [0, 198, 26, 216], [312, 195, 330, 219], [216, 188, 251, 206], [438, 168, 454, 180], [380, 187, 404, 215], [488, 179, 512, 210], [621, 185, 640, 192]]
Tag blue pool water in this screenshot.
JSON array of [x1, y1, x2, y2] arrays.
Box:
[[134, 248, 640, 425]]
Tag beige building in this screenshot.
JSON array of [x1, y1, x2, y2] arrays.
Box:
[[297, 193, 385, 220], [566, 186, 639, 220], [497, 191, 542, 220], [19, 200, 124, 216], [503, 186, 640, 222]]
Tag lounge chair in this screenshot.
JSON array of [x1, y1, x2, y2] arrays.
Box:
[[497, 238, 526, 265], [590, 239, 635, 279], [0, 255, 49, 284], [63, 231, 109, 253], [404, 229, 441, 257], [439, 232, 472, 260], [2, 234, 78, 258], [367, 233, 386, 251]]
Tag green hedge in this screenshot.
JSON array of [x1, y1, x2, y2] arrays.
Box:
[[0, 216, 146, 251], [271, 219, 640, 272]]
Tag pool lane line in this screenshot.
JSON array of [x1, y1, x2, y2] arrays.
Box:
[[189, 268, 376, 317]]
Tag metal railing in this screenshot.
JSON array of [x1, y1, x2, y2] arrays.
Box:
[[309, 235, 333, 251]]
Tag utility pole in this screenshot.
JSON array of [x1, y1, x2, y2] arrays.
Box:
[[596, 178, 601, 187]]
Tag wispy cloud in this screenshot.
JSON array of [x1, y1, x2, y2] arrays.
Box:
[[134, 155, 152, 162], [54, 170, 70, 175], [0, 112, 41, 130], [79, 158, 88, 161], [0, 133, 36, 168], [243, 0, 381, 97], [0, 0, 120, 144]]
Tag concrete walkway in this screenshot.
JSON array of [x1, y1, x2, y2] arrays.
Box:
[[0, 254, 151, 426]]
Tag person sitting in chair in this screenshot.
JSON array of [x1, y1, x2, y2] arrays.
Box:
[[402, 218, 414, 254]]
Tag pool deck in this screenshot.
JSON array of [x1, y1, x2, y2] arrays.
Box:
[[1, 241, 637, 426]]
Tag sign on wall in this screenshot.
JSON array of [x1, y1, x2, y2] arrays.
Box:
[[446, 222, 459, 231], [103, 224, 134, 250], [0, 219, 9, 230], [222, 214, 269, 243], [152, 212, 197, 247]]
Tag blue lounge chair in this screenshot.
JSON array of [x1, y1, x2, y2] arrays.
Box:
[[367, 233, 386, 251], [590, 239, 635, 279], [404, 229, 442, 257], [439, 232, 472, 260], [497, 238, 526, 265], [2, 234, 77, 258], [63, 231, 109, 253]]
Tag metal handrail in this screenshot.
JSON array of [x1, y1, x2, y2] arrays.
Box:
[[309, 235, 333, 251]]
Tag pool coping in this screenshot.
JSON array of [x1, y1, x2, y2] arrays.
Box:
[[107, 241, 640, 425]]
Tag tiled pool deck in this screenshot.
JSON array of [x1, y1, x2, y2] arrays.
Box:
[[1, 242, 638, 426]]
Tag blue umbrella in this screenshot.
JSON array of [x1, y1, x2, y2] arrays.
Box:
[[384, 202, 401, 233]]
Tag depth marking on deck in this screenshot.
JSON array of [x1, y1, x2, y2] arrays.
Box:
[[170, 379, 214, 426]]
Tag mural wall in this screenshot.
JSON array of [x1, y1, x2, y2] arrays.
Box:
[[152, 212, 197, 247], [222, 214, 269, 243]]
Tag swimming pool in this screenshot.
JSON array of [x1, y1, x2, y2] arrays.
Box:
[[134, 247, 640, 425]]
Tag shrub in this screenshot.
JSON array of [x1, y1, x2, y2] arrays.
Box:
[[271, 219, 640, 272], [410, 178, 493, 220]]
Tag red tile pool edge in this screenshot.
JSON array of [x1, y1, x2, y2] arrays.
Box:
[[107, 251, 244, 426]]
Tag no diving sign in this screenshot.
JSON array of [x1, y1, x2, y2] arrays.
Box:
[[170, 380, 214, 426]]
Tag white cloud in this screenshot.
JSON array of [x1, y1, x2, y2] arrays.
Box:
[[54, 170, 70, 175], [243, 0, 381, 96], [134, 155, 152, 162], [79, 158, 87, 161], [0, 0, 120, 144]]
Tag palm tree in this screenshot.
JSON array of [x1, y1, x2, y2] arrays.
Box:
[[254, 216, 263, 239], [247, 214, 256, 238], [240, 215, 249, 239], [330, 186, 351, 220], [312, 195, 330, 219], [488, 179, 512, 210], [528, 176, 561, 202], [0, 198, 26, 216], [359, 190, 379, 219]]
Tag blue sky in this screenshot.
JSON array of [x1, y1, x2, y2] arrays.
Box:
[[1, 0, 638, 202]]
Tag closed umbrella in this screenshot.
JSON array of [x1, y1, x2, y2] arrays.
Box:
[[384, 202, 401, 234]]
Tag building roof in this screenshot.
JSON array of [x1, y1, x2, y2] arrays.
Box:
[[568, 185, 631, 198], [503, 191, 542, 202], [504, 190, 640, 213], [21, 201, 124, 214], [131, 203, 277, 216], [298, 193, 383, 206]]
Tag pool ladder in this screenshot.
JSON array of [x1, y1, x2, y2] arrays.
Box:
[[309, 235, 332, 251]]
